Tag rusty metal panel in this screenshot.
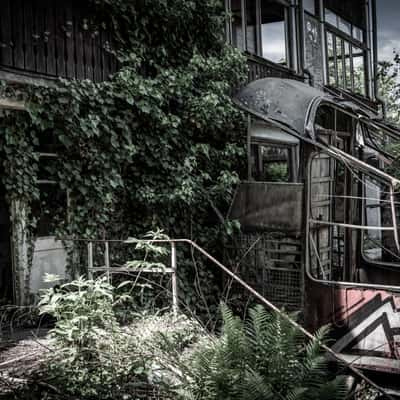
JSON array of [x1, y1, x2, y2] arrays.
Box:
[[229, 182, 304, 233], [305, 280, 400, 375], [235, 78, 334, 137], [225, 232, 303, 311]]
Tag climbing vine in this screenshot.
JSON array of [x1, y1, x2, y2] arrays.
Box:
[[0, 0, 247, 304]]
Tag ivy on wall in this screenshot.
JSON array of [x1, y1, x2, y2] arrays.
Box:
[[0, 0, 247, 304]]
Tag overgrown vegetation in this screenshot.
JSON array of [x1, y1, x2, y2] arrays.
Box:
[[378, 55, 400, 124], [6, 278, 348, 400], [38, 277, 145, 399], [164, 305, 348, 400], [0, 0, 247, 303]]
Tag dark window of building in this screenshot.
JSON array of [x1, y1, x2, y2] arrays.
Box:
[[324, 0, 366, 30], [246, 0, 257, 54], [32, 132, 67, 237], [231, 0, 244, 50], [33, 182, 67, 237]]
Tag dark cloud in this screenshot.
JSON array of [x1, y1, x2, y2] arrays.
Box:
[[377, 0, 400, 61]]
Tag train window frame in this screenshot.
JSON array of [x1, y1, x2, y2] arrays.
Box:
[[248, 121, 299, 183], [306, 150, 400, 288], [250, 141, 295, 183], [361, 173, 400, 268]]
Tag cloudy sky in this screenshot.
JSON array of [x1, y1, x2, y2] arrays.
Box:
[[377, 0, 400, 62]]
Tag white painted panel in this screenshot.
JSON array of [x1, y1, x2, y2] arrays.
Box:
[[29, 237, 68, 294]]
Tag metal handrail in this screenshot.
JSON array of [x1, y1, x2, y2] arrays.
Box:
[[86, 239, 179, 317], [64, 237, 392, 399]]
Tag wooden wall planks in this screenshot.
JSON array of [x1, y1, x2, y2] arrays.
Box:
[[0, 0, 117, 82]]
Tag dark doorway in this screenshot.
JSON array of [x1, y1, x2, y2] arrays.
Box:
[[0, 183, 13, 304]]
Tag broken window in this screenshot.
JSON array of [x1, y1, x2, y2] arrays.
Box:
[[309, 150, 400, 283], [362, 174, 398, 264], [250, 143, 296, 182], [248, 121, 299, 183]]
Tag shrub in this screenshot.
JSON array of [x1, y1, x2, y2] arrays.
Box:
[[36, 275, 207, 400], [167, 304, 349, 400], [38, 277, 153, 399]]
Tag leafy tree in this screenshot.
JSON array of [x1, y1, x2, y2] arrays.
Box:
[[377, 54, 400, 124]]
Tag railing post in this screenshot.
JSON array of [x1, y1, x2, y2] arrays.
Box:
[[104, 241, 110, 283], [87, 241, 93, 279], [171, 242, 178, 317]]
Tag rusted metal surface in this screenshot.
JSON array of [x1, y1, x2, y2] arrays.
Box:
[[0, 0, 117, 82], [234, 74, 400, 383], [225, 232, 303, 311], [305, 281, 400, 375], [235, 77, 335, 138], [229, 182, 304, 233]]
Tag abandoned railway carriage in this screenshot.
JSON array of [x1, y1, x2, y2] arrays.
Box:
[[2, 0, 400, 394], [225, 0, 400, 394]]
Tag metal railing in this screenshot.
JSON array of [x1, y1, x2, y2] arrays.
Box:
[[86, 239, 179, 316]]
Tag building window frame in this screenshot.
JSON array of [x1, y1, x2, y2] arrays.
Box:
[[324, 7, 370, 97], [228, 0, 293, 68]]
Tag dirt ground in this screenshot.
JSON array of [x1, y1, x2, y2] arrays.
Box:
[[0, 329, 50, 396]]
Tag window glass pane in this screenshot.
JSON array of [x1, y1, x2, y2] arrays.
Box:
[[344, 41, 351, 90], [231, 0, 244, 49], [326, 30, 367, 97], [352, 26, 364, 42], [363, 176, 399, 264], [261, 2, 287, 64], [246, 0, 257, 54], [338, 17, 351, 36], [352, 45, 365, 95], [325, 8, 337, 27], [336, 37, 344, 88], [303, 0, 315, 14], [327, 32, 336, 86], [251, 144, 291, 182]]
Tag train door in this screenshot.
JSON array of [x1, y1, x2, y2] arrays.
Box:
[[309, 108, 353, 282]]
